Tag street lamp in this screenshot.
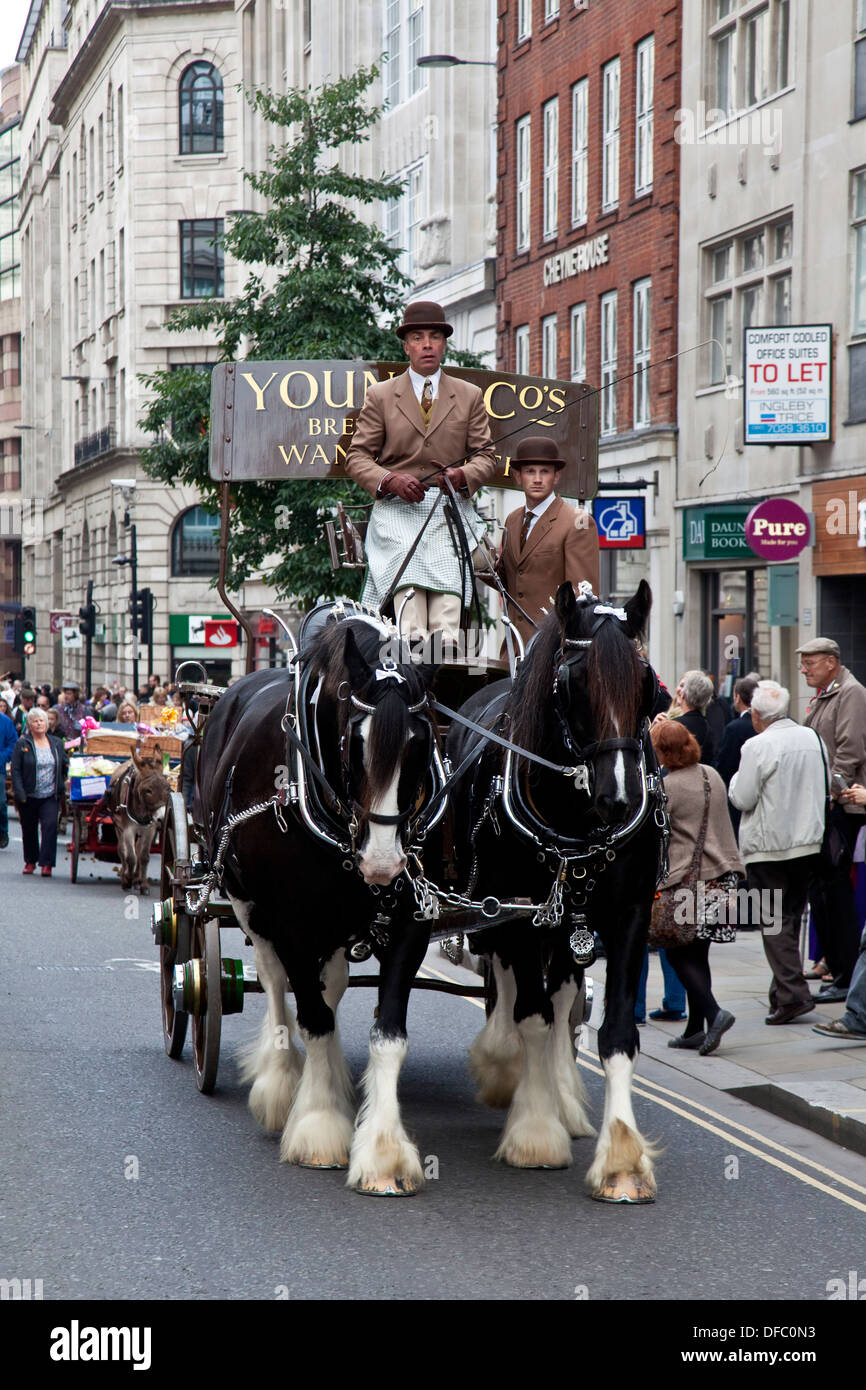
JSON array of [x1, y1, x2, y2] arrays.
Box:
[[416, 54, 497, 68]]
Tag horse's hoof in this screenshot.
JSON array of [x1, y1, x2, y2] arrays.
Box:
[[298, 1158, 349, 1171], [592, 1174, 656, 1204], [354, 1175, 419, 1197]]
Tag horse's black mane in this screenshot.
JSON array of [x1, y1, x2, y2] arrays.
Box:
[[509, 604, 643, 754], [305, 618, 429, 805]]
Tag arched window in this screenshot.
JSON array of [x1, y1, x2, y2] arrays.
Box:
[[179, 62, 224, 155], [171, 506, 220, 577]]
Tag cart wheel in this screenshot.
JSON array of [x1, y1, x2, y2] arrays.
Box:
[[70, 813, 80, 883], [159, 793, 191, 1060], [191, 917, 222, 1094]]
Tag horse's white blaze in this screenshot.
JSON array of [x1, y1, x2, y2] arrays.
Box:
[[549, 981, 596, 1138], [495, 1014, 572, 1168], [585, 1051, 655, 1192], [347, 1033, 424, 1193], [468, 958, 522, 1108], [614, 751, 627, 804], [356, 714, 408, 885], [232, 899, 303, 1132], [281, 949, 355, 1167]]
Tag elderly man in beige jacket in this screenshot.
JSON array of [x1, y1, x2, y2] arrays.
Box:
[[798, 637, 866, 1002], [729, 680, 827, 1025]]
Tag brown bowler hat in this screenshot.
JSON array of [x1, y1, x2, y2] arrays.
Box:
[[511, 436, 567, 469], [396, 300, 454, 339]]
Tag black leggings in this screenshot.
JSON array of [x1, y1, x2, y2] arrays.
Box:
[[664, 938, 720, 1036]]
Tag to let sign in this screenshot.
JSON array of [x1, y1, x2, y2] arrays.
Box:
[[743, 325, 832, 444], [209, 361, 599, 500]]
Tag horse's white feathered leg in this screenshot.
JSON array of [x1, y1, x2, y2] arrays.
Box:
[[347, 1029, 424, 1195], [232, 903, 303, 1133], [586, 1051, 657, 1202], [281, 950, 355, 1168], [468, 957, 522, 1107], [495, 1014, 572, 1168], [549, 979, 595, 1138]]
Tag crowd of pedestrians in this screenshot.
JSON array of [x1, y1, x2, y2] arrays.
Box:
[[0, 671, 189, 873], [645, 637, 866, 1052]]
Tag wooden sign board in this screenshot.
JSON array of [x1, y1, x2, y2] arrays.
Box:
[[209, 361, 599, 499]]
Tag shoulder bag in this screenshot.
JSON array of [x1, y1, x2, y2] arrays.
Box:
[[648, 767, 711, 949]]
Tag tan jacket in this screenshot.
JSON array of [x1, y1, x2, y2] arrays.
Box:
[[661, 763, 744, 889], [495, 496, 600, 646], [803, 666, 866, 815], [343, 370, 498, 498]]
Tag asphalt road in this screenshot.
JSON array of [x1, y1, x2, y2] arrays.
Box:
[[2, 815, 866, 1315]]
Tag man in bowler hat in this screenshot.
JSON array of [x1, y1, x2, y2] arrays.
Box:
[[344, 299, 498, 646], [493, 436, 600, 648]]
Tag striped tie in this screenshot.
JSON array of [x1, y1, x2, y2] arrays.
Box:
[[520, 509, 534, 550]]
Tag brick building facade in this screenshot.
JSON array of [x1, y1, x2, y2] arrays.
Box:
[[495, 0, 681, 674]]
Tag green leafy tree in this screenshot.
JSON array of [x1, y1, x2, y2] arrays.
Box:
[[140, 66, 482, 607]]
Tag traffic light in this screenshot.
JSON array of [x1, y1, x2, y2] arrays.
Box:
[[130, 588, 153, 645], [13, 606, 37, 656], [79, 601, 97, 639]]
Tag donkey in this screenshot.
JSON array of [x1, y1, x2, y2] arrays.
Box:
[[107, 750, 171, 894], [194, 614, 441, 1195], [448, 581, 665, 1202]]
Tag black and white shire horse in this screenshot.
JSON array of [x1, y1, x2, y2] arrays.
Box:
[[194, 611, 441, 1194], [448, 580, 666, 1202]]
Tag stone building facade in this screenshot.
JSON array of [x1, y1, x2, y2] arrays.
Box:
[[14, 0, 501, 689], [16, 0, 252, 691], [495, 0, 681, 680], [678, 0, 866, 712], [0, 63, 23, 676]]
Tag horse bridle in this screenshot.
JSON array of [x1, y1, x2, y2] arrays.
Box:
[[115, 761, 158, 829], [283, 656, 448, 861]]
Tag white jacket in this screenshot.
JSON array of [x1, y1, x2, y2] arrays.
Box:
[[729, 718, 826, 864]]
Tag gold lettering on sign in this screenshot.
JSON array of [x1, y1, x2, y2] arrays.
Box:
[[241, 371, 278, 411], [323, 370, 354, 410], [483, 381, 517, 419], [279, 444, 309, 466], [279, 371, 318, 410]]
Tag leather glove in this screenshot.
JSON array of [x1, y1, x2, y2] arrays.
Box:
[[436, 466, 467, 493], [380, 472, 426, 503]]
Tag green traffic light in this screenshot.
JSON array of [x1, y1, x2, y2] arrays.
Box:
[[23, 628, 35, 642]]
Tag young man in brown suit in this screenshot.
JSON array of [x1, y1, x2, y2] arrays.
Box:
[[344, 300, 498, 645], [495, 436, 600, 649]]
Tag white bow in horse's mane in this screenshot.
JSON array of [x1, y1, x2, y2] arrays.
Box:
[[593, 604, 627, 621]]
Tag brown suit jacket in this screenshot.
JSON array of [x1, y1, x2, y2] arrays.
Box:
[[343, 370, 499, 498], [496, 496, 600, 646]]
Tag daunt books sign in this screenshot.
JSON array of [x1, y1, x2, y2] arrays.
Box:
[[682, 504, 762, 561]]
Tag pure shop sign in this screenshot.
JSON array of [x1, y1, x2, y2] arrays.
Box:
[[682, 504, 762, 561], [744, 498, 813, 560], [208, 361, 599, 500]]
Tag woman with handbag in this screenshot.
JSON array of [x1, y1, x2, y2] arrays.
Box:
[[650, 720, 744, 1054]]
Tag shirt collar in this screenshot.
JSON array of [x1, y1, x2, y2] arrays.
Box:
[[526, 490, 557, 521], [408, 366, 441, 398]]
